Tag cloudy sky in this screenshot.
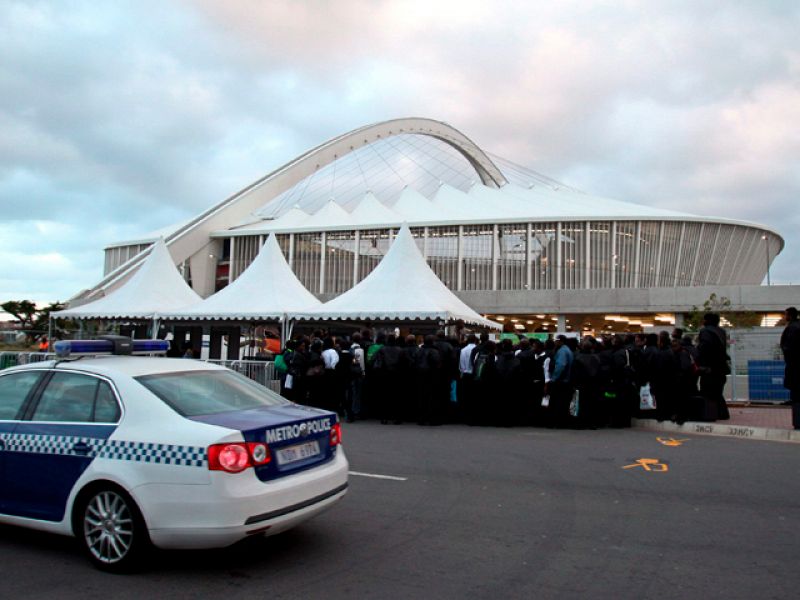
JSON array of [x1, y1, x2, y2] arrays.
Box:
[[1, 0, 798, 311]]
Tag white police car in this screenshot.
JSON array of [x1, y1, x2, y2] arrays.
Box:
[[0, 337, 348, 571]]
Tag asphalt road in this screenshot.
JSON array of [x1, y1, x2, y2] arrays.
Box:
[[2, 422, 799, 599]]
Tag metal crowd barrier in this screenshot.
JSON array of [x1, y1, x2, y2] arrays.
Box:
[[0, 352, 19, 369], [0, 352, 278, 382], [0, 352, 54, 368], [203, 359, 280, 392]]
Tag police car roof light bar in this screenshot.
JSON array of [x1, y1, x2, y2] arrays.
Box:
[[54, 338, 170, 358]]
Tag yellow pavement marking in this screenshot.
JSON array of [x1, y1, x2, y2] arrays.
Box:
[[657, 437, 689, 447], [622, 458, 669, 472]]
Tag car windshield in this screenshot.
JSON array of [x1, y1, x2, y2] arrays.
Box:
[[136, 369, 289, 417]]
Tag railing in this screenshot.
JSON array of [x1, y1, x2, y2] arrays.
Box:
[[0, 352, 281, 393], [204, 359, 281, 393], [0, 352, 54, 368]]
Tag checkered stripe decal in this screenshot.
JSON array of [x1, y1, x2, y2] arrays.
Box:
[[97, 440, 206, 467], [0, 433, 207, 467]]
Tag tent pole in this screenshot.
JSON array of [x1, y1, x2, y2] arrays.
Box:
[[150, 318, 160, 339]]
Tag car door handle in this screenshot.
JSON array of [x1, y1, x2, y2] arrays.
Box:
[[73, 441, 90, 456]]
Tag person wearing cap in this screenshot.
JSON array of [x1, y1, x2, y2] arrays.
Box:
[[546, 334, 574, 428], [781, 307, 800, 429]]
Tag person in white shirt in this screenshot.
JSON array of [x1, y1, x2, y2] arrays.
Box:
[[458, 334, 479, 423], [321, 337, 340, 369], [459, 335, 478, 376]]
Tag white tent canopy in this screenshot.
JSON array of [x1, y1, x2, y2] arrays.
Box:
[[291, 224, 500, 329], [160, 233, 321, 320], [54, 238, 200, 320]]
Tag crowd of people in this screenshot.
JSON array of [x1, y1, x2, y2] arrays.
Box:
[[274, 312, 739, 429]]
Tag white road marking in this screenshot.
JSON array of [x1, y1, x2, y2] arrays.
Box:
[[349, 470, 408, 481]]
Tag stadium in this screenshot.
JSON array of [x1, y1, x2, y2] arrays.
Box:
[[78, 117, 788, 334]]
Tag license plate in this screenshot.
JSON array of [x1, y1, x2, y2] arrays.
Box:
[[275, 440, 321, 465]]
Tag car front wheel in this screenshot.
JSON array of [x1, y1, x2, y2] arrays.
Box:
[[79, 487, 149, 572]]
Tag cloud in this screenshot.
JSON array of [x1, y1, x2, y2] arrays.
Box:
[[1, 0, 799, 306]]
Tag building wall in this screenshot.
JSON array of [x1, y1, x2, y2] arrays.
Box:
[[218, 219, 776, 299]]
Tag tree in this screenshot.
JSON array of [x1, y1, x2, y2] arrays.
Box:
[[684, 293, 762, 330], [1, 300, 38, 328], [33, 302, 70, 332]]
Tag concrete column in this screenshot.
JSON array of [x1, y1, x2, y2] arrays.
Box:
[[319, 231, 327, 294], [557, 314, 567, 333], [423, 227, 429, 258], [457, 225, 464, 291], [654, 221, 665, 286], [288, 233, 295, 269], [229, 236, 237, 282], [673, 222, 686, 286], [188, 240, 221, 298], [610, 221, 617, 289], [526, 223, 532, 290], [226, 326, 241, 360], [674, 313, 685, 328], [585, 221, 591, 289], [189, 326, 203, 357], [556, 222, 562, 290], [633, 221, 641, 288], [492, 224, 498, 291], [353, 230, 361, 284]]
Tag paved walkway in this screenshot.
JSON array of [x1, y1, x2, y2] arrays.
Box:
[[633, 404, 799, 443]]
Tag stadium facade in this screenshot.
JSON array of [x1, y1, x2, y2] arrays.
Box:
[[80, 117, 793, 333]]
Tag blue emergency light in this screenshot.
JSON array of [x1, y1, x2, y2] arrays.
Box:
[[54, 337, 170, 358]]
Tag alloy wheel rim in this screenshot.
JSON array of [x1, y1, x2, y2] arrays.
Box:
[[83, 491, 134, 564]]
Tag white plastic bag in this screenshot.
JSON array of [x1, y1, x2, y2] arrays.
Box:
[[639, 383, 655, 410], [541, 395, 550, 407], [569, 389, 579, 417], [285, 373, 294, 390]]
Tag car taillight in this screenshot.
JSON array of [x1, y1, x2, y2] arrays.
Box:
[[208, 442, 271, 472], [329, 423, 342, 447]]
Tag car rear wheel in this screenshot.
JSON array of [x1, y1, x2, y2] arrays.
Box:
[[79, 487, 149, 572]]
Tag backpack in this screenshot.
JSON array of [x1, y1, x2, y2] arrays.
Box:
[[349, 345, 364, 379], [473, 352, 490, 382], [366, 343, 383, 366], [335, 350, 354, 380], [274, 352, 289, 375]]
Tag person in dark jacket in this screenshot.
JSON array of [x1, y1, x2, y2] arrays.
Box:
[[516, 338, 538, 424], [547, 335, 574, 429], [608, 336, 636, 427], [494, 339, 521, 426], [374, 334, 405, 424], [671, 336, 696, 424], [781, 307, 800, 429], [651, 331, 679, 422], [415, 335, 442, 425], [697, 313, 731, 420], [572, 337, 602, 428], [305, 339, 325, 409], [529, 339, 548, 426], [401, 334, 420, 422], [287, 339, 310, 405], [680, 334, 700, 401], [471, 340, 497, 425], [434, 331, 458, 421]]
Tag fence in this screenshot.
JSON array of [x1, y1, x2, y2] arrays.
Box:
[[0, 352, 281, 393], [728, 328, 787, 403], [204, 359, 281, 393], [0, 351, 54, 369]]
